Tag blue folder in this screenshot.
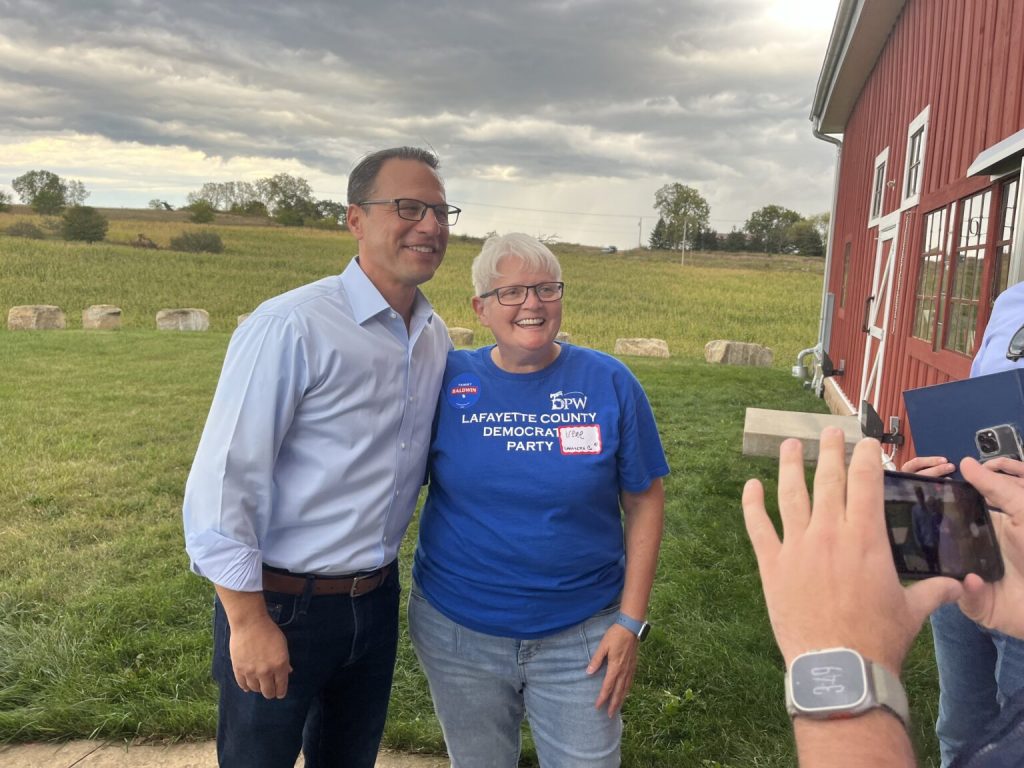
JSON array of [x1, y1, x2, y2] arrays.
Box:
[[903, 369, 1024, 479]]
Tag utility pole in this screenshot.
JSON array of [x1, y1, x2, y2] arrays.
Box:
[[680, 219, 688, 266], [637, 217, 642, 249]]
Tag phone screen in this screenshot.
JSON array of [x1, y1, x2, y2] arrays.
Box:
[[883, 470, 1004, 582]]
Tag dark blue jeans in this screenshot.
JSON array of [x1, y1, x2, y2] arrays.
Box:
[[212, 567, 400, 768]]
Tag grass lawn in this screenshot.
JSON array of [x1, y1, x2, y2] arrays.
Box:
[[0, 216, 943, 765]]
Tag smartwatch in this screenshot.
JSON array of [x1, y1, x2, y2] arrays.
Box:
[[785, 648, 909, 729], [615, 612, 651, 641]]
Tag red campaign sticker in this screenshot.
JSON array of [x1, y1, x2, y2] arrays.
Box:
[[446, 373, 481, 409], [558, 424, 602, 455]]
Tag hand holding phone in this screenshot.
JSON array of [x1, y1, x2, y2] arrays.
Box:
[[883, 470, 1004, 582], [976, 424, 1024, 463]]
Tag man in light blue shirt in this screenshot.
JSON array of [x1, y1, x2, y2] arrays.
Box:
[[183, 146, 457, 768]]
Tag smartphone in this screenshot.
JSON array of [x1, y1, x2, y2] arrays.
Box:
[[883, 469, 1004, 582], [975, 424, 1024, 463]]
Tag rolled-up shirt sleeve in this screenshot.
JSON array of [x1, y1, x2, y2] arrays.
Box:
[[183, 314, 309, 592]]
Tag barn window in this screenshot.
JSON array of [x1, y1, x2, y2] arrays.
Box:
[[911, 207, 948, 342], [902, 106, 929, 207], [990, 177, 1018, 305], [871, 166, 885, 219], [869, 147, 890, 225], [944, 190, 992, 355]]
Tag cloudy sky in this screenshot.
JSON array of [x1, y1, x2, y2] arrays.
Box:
[[0, 0, 841, 250]]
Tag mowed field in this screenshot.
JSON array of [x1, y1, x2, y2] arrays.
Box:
[[0, 212, 944, 766]]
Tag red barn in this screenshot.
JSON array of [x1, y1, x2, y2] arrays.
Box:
[[804, 0, 1024, 464]]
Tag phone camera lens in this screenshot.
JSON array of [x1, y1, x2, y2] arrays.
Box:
[[978, 430, 999, 454]]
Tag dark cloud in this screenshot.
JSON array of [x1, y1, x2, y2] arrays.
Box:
[[0, 0, 839, 241]]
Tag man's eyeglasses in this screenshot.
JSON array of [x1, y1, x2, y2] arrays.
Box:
[[1007, 323, 1024, 362], [357, 198, 461, 227], [478, 282, 565, 306]]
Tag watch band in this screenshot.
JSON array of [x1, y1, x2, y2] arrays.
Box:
[[615, 612, 650, 640], [785, 648, 909, 729], [868, 659, 910, 729]]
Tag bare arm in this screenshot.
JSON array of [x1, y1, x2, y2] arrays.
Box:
[[794, 713, 915, 767], [588, 477, 665, 714], [215, 585, 292, 699], [743, 429, 962, 767]]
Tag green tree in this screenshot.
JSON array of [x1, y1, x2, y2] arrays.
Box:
[[256, 173, 314, 214], [229, 200, 269, 217], [12, 170, 68, 214], [648, 217, 671, 250], [0, 190, 11, 212], [807, 211, 830, 242], [65, 179, 89, 206], [186, 181, 263, 211], [724, 228, 748, 252], [148, 199, 174, 211], [653, 183, 710, 250], [786, 219, 824, 256], [316, 199, 347, 226], [187, 199, 216, 223], [60, 206, 108, 242], [693, 227, 719, 251], [274, 197, 317, 226], [744, 204, 803, 254]]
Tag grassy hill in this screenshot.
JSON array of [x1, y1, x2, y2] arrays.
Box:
[[0, 212, 944, 766]]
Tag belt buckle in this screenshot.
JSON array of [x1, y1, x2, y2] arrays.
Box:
[[349, 575, 363, 597]]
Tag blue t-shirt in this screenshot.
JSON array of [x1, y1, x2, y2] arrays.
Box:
[[413, 344, 669, 638]]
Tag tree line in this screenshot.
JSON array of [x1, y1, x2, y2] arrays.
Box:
[[2, 170, 108, 242], [649, 183, 828, 256], [2, 170, 828, 253], [1, 169, 344, 230], [154, 173, 345, 228]]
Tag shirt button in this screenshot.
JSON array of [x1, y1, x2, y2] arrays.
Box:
[[395, 490, 400, 497], [400, 442, 407, 449], [390, 312, 397, 319]]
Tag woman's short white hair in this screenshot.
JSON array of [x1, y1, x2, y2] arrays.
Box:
[[472, 233, 562, 297]]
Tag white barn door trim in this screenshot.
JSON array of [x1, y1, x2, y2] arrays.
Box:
[[860, 213, 901, 410]]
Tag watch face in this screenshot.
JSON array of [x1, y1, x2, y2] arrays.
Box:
[[789, 649, 868, 713], [637, 622, 651, 641]]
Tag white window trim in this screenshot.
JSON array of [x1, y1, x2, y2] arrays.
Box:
[[869, 147, 890, 227], [901, 105, 930, 208]]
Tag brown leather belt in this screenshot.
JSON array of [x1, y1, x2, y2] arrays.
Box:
[[261, 563, 393, 597]]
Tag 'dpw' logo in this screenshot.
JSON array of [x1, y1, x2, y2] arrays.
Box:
[[549, 390, 588, 410]]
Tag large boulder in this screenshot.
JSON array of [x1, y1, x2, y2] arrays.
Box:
[[8, 305, 66, 330], [448, 327, 474, 347], [614, 338, 670, 358], [82, 305, 122, 330], [156, 308, 210, 331], [704, 340, 773, 367]]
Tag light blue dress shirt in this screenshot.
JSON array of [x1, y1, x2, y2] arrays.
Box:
[[971, 281, 1024, 377], [183, 257, 450, 592]]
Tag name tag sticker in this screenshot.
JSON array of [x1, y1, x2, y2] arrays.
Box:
[[558, 424, 602, 455]]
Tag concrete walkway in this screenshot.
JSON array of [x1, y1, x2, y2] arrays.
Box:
[[0, 741, 449, 767]]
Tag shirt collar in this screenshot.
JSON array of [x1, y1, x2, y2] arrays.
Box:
[[340, 257, 435, 326]]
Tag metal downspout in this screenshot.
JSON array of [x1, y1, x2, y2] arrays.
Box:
[[810, 127, 843, 396]]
